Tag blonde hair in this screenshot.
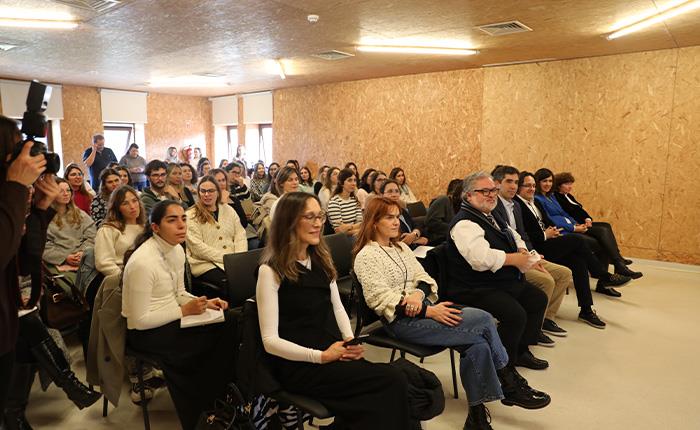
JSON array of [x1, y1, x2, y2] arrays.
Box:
[[189, 175, 222, 224], [52, 178, 83, 229]]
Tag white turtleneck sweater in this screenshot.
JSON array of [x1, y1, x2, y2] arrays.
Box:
[[122, 234, 196, 330]]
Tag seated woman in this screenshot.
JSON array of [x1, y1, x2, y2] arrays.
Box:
[[122, 200, 238, 430], [318, 166, 339, 210], [114, 165, 133, 187], [186, 176, 247, 296], [268, 166, 300, 219], [327, 168, 363, 236], [356, 168, 376, 209], [381, 179, 428, 248], [367, 170, 387, 199], [64, 163, 93, 214], [389, 167, 418, 204], [553, 171, 641, 279], [44, 178, 96, 280], [313, 165, 329, 195], [267, 162, 280, 186], [196, 157, 212, 178], [180, 162, 198, 199], [257, 192, 409, 430], [354, 197, 550, 428], [250, 162, 270, 202], [534, 169, 636, 289], [90, 168, 121, 228], [210, 168, 247, 228], [425, 178, 463, 245], [119, 143, 147, 190], [298, 166, 315, 194], [167, 162, 196, 207]]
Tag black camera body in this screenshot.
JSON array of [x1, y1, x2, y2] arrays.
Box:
[[11, 81, 61, 174]]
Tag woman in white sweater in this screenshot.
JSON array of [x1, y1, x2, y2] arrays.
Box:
[[185, 176, 247, 296], [256, 192, 409, 429], [122, 200, 237, 430], [353, 197, 513, 430]]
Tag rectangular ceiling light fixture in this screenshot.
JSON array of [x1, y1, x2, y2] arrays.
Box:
[[607, 0, 700, 39], [275, 60, 286, 80], [356, 45, 478, 56]]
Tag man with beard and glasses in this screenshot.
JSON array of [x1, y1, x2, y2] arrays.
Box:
[[141, 160, 179, 216]]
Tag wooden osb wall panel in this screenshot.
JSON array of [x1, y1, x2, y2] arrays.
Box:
[[60, 85, 103, 170], [658, 46, 700, 265], [145, 93, 213, 162], [274, 69, 483, 202], [482, 49, 678, 256]]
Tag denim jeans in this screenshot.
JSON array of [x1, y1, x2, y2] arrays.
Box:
[[386, 306, 508, 405]]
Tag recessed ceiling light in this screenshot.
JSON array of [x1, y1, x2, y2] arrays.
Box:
[[607, 0, 700, 40], [357, 45, 478, 56]]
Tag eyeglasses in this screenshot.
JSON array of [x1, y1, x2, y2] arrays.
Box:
[[199, 188, 218, 194], [301, 212, 327, 223], [472, 188, 500, 197]]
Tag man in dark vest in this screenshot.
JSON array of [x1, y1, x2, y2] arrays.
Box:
[[443, 171, 551, 410]]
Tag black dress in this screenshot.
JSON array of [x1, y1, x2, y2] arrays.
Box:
[[274, 261, 409, 430]]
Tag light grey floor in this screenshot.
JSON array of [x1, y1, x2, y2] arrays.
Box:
[[24, 259, 700, 430]]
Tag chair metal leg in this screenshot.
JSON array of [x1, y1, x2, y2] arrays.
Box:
[[449, 349, 459, 399], [419, 357, 424, 364], [102, 396, 108, 417], [136, 359, 151, 430], [400, 351, 406, 359], [390, 349, 397, 362], [296, 406, 304, 430]]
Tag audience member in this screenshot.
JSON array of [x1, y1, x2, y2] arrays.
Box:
[[354, 197, 547, 428], [286, 159, 300, 171], [368, 170, 387, 198], [82, 134, 117, 189], [114, 165, 133, 188], [313, 165, 329, 195], [180, 163, 198, 198], [224, 162, 251, 201], [211, 168, 247, 228], [298, 166, 315, 194], [218, 159, 229, 169], [122, 200, 237, 430], [250, 162, 270, 202], [141, 160, 179, 216], [359, 168, 376, 193], [167, 162, 196, 207], [118, 143, 147, 190], [425, 178, 463, 245], [165, 146, 179, 163], [192, 147, 203, 166], [327, 168, 363, 236], [318, 166, 340, 210], [389, 167, 419, 204], [90, 168, 121, 228], [492, 166, 573, 341], [553, 172, 641, 279], [64, 163, 93, 214], [381, 179, 428, 247], [443, 171, 551, 373], [356, 168, 375, 209], [196, 157, 211, 178], [257, 192, 409, 429], [186, 176, 247, 296], [268, 166, 300, 219], [267, 162, 280, 185]]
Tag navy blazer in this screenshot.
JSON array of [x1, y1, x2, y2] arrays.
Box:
[[493, 198, 532, 250]]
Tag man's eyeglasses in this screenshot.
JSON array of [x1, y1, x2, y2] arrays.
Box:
[[472, 188, 500, 197], [301, 212, 327, 223]]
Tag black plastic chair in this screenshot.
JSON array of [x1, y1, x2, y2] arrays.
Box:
[[323, 233, 356, 313], [407, 201, 428, 229], [274, 390, 333, 430], [352, 274, 460, 399], [223, 248, 265, 308], [111, 347, 165, 430]]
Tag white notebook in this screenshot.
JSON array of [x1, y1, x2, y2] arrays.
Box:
[[412, 245, 434, 259], [180, 308, 225, 328]]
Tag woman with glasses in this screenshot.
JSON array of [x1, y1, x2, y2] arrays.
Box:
[[353, 197, 511, 430], [381, 179, 428, 247], [186, 176, 247, 296], [257, 192, 409, 430], [327, 168, 363, 236], [389, 167, 418, 204], [64, 163, 94, 214]]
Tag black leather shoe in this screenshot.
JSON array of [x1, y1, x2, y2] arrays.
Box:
[[615, 266, 643, 279], [498, 366, 551, 410], [598, 273, 630, 288], [623, 258, 633, 265], [464, 404, 493, 430], [595, 285, 622, 298], [515, 350, 549, 370], [578, 309, 606, 329]]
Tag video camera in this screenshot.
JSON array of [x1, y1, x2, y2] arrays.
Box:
[[11, 80, 61, 174]]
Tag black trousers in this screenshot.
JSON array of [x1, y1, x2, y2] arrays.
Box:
[[127, 310, 238, 430], [192, 268, 228, 297], [587, 222, 624, 264], [78, 273, 104, 360], [276, 359, 409, 430], [466, 284, 547, 366], [0, 350, 15, 416]]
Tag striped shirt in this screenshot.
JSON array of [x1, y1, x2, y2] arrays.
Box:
[[327, 195, 363, 227]]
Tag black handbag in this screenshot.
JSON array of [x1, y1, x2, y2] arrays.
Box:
[[196, 383, 255, 430], [39, 266, 90, 330]]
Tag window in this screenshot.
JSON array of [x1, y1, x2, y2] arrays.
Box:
[[245, 123, 273, 166], [227, 125, 238, 160], [103, 123, 134, 155]]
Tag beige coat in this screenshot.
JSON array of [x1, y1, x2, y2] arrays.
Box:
[[86, 274, 126, 406], [186, 203, 248, 276]]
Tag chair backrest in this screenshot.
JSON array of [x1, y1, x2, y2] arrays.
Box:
[[423, 243, 449, 297], [407, 201, 428, 218], [324, 233, 354, 277], [224, 248, 265, 307], [351, 273, 381, 337]]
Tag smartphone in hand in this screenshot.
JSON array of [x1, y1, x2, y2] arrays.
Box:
[[343, 334, 369, 347]]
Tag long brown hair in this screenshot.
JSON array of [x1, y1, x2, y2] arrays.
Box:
[[189, 175, 222, 224], [352, 197, 402, 259], [51, 178, 84, 228], [102, 185, 146, 232], [99, 168, 120, 199], [63, 163, 93, 203], [261, 192, 337, 282]]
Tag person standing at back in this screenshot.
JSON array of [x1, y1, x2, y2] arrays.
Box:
[[82, 134, 117, 190]]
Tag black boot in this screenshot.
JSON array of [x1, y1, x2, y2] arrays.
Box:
[[498, 366, 551, 410], [3, 364, 36, 430], [464, 403, 493, 430], [30, 339, 101, 409]]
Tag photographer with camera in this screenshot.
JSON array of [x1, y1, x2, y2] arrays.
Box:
[[0, 114, 61, 418]]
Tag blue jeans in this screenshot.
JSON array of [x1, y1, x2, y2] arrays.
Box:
[[386, 306, 508, 405]]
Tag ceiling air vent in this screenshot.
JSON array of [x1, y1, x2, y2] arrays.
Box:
[[50, 0, 122, 13], [312, 50, 355, 61], [475, 20, 532, 36]]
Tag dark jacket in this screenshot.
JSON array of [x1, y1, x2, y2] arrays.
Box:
[[391, 357, 444, 421], [554, 193, 591, 225], [492, 197, 532, 250], [514, 196, 556, 251], [425, 195, 455, 245]]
